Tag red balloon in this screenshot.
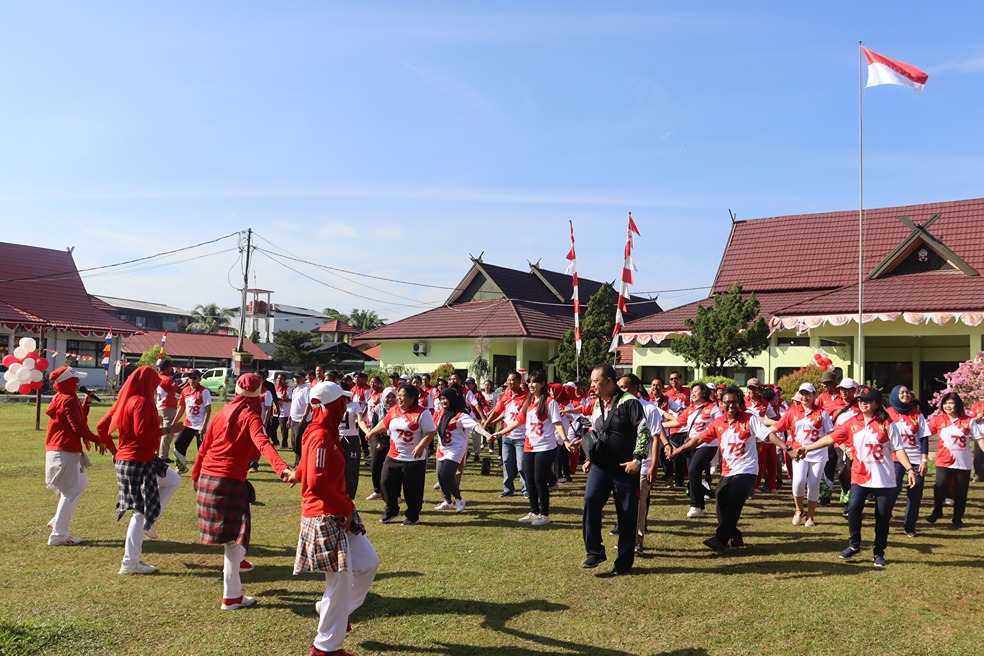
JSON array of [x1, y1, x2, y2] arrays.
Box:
[[2, 355, 16, 367], [30, 380, 43, 391], [25, 351, 39, 361], [18, 383, 31, 395], [35, 358, 49, 371]]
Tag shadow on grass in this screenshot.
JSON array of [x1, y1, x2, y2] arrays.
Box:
[[360, 639, 709, 656]]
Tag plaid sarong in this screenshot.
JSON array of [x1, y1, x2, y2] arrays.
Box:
[[196, 474, 251, 549], [115, 458, 168, 530], [293, 512, 366, 574]]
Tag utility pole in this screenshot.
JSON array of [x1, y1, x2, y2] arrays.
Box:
[[233, 229, 254, 376]]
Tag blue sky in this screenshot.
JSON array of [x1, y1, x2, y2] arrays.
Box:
[[2, 2, 983, 322]]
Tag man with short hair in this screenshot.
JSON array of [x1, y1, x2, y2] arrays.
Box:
[[617, 374, 659, 556], [290, 371, 313, 467], [156, 362, 181, 462], [582, 364, 648, 575], [485, 371, 528, 497], [663, 371, 690, 487], [171, 370, 212, 474]]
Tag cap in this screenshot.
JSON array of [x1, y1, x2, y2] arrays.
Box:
[[837, 378, 858, 389], [856, 386, 882, 403], [389, 371, 401, 378], [564, 381, 577, 388], [798, 382, 817, 394], [746, 378, 762, 388], [187, 369, 202, 378], [820, 371, 837, 383], [464, 377, 476, 385], [400, 374, 410, 381], [235, 373, 263, 397], [717, 383, 727, 390], [293, 371, 306, 379], [309, 381, 353, 405], [51, 366, 87, 384]]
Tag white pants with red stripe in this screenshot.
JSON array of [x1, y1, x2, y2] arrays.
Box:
[[313, 533, 379, 653]]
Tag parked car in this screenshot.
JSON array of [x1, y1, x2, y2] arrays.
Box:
[[266, 369, 296, 387], [200, 367, 233, 397]]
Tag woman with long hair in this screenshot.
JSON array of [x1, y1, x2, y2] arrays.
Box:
[[797, 386, 917, 566], [886, 385, 930, 536], [433, 387, 490, 511], [97, 365, 182, 575], [191, 373, 293, 609], [361, 383, 437, 525], [493, 370, 565, 526], [659, 383, 722, 519], [926, 392, 984, 528]]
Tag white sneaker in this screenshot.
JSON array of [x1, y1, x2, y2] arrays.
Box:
[[144, 524, 159, 540], [433, 482, 441, 490], [518, 512, 537, 523], [48, 535, 82, 546], [455, 498, 466, 512], [945, 498, 955, 506], [118, 561, 157, 575], [220, 595, 256, 611], [365, 492, 382, 501], [686, 507, 705, 519], [434, 501, 453, 511], [531, 515, 552, 526], [315, 599, 323, 614]]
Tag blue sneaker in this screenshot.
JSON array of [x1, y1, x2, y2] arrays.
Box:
[[839, 546, 861, 560], [873, 555, 887, 567]]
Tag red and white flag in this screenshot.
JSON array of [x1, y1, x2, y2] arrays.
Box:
[[610, 213, 639, 353], [565, 221, 582, 358], [156, 331, 168, 367], [863, 47, 929, 93]]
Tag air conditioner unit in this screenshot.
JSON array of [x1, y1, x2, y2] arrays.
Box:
[[412, 342, 428, 355]]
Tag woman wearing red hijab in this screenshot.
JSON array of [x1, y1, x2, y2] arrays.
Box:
[[294, 381, 379, 656], [192, 372, 293, 610], [97, 365, 182, 575], [44, 366, 105, 546]]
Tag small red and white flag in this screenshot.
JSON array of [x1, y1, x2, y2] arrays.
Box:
[[565, 221, 582, 358], [863, 47, 929, 93], [156, 331, 168, 367], [610, 213, 639, 353]]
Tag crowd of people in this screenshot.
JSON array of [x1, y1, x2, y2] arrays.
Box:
[[40, 360, 984, 654]]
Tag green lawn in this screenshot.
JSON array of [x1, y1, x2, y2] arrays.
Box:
[[1, 400, 983, 656]]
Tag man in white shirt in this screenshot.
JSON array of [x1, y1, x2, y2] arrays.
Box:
[[289, 371, 312, 467]]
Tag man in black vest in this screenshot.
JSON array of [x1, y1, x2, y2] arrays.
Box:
[[581, 363, 648, 575]]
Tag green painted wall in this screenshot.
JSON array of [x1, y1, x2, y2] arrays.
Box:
[[378, 337, 558, 379]]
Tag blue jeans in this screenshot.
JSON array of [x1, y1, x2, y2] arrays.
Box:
[[501, 436, 527, 495], [847, 484, 898, 557], [894, 461, 925, 533]]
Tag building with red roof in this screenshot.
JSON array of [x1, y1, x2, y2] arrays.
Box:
[[0, 242, 142, 387], [359, 257, 661, 383], [622, 197, 984, 403], [120, 331, 270, 371]]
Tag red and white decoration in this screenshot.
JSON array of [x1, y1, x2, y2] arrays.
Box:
[[610, 213, 640, 353], [812, 349, 835, 372], [2, 337, 51, 394], [863, 47, 929, 93], [565, 220, 582, 358], [156, 330, 168, 367], [769, 311, 984, 335]]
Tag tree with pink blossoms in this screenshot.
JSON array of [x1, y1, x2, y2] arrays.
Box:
[[928, 351, 984, 414]]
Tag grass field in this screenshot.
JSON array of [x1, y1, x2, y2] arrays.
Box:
[[1, 400, 983, 656]]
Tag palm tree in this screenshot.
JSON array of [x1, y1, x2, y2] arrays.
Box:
[[187, 303, 234, 334], [347, 309, 387, 332]]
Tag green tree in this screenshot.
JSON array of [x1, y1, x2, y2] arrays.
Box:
[[556, 285, 618, 383], [187, 303, 234, 334], [323, 308, 387, 332], [248, 330, 261, 344], [323, 307, 349, 323], [271, 330, 316, 368], [669, 283, 770, 376], [137, 345, 172, 367]]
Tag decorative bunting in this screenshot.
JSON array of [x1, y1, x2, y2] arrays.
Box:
[[102, 331, 113, 372]]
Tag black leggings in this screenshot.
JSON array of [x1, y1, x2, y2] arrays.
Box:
[[369, 436, 389, 493], [437, 458, 462, 502], [174, 427, 202, 457], [689, 447, 717, 509], [933, 467, 971, 521], [381, 457, 426, 521], [341, 435, 361, 500], [553, 444, 572, 482], [277, 416, 289, 445], [715, 473, 755, 544], [523, 450, 555, 516]]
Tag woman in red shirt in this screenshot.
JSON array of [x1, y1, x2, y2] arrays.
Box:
[[926, 392, 984, 527], [192, 373, 293, 610], [294, 381, 379, 656], [97, 365, 182, 575], [44, 366, 104, 546]]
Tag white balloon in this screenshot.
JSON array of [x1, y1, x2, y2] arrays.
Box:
[[7, 363, 21, 375], [19, 337, 37, 352], [13, 346, 27, 359], [22, 358, 35, 370], [3, 370, 16, 381], [30, 369, 43, 383], [16, 367, 31, 383], [5, 379, 20, 393]]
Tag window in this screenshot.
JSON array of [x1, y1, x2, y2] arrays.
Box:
[[720, 367, 765, 386], [65, 340, 102, 367], [640, 366, 695, 385], [775, 337, 810, 347]]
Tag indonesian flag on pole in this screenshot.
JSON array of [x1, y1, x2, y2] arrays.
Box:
[[565, 221, 582, 357], [610, 213, 639, 353], [156, 331, 168, 367], [863, 47, 929, 93]]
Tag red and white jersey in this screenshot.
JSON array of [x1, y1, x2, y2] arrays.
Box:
[[831, 402, 858, 426], [698, 412, 770, 477], [433, 409, 480, 462], [417, 389, 434, 412], [383, 404, 437, 462], [493, 391, 528, 440], [156, 374, 180, 410], [816, 391, 839, 412], [339, 401, 362, 438], [887, 407, 929, 464], [744, 397, 777, 420], [772, 405, 834, 462], [678, 402, 722, 448], [524, 398, 563, 452], [180, 386, 211, 430], [828, 415, 904, 488], [928, 413, 982, 470], [364, 389, 383, 420]]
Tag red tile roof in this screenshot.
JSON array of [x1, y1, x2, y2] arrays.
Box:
[[0, 242, 141, 335], [712, 197, 984, 294], [360, 299, 575, 340], [624, 291, 819, 333], [314, 319, 360, 334], [121, 331, 271, 360]]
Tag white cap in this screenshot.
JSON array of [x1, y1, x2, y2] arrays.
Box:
[[309, 381, 353, 406], [798, 382, 816, 394], [52, 367, 88, 384], [400, 374, 410, 380], [837, 378, 858, 389]]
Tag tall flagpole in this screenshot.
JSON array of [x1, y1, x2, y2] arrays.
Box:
[[857, 41, 865, 383]]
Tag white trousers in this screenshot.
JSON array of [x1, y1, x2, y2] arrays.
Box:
[[122, 467, 181, 566], [223, 541, 246, 600], [313, 533, 380, 653], [791, 457, 827, 502], [50, 472, 88, 541]]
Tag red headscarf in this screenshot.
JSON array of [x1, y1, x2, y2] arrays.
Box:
[[100, 365, 159, 439], [549, 383, 571, 407]]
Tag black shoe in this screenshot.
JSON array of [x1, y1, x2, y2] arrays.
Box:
[[926, 512, 942, 524], [380, 513, 398, 524], [702, 536, 728, 551], [582, 554, 607, 569], [610, 568, 631, 577], [727, 535, 745, 549], [500, 491, 514, 497], [842, 505, 850, 518], [609, 524, 620, 536], [402, 518, 420, 526], [839, 546, 861, 560], [472, 454, 480, 463], [819, 497, 831, 507], [952, 518, 964, 528]]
